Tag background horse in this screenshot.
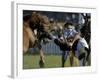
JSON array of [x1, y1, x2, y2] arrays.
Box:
[[80, 13, 91, 65]]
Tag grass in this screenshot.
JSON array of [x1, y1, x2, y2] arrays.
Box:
[[23, 54, 62, 69], [23, 54, 81, 69]]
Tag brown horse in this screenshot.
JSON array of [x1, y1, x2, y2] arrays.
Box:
[[23, 12, 51, 67]]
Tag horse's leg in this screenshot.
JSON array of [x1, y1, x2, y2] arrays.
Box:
[[78, 48, 88, 66], [82, 52, 88, 66], [39, 48, 45, 68], [69, 50, 74, 66], [84, 47, 90, 66], [82, 57, 86, 66], [23, 27, 30, 54], [70, 56, 73, 66]]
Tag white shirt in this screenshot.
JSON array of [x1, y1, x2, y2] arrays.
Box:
[[77, 38, 89, 50], [64, 28, 78, 38]]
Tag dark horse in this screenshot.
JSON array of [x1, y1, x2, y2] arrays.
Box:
[[23, 12, 52, 67], [80, 13, 91, 65]]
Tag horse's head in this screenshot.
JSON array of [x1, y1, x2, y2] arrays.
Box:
[[40, 15, 50, 32], [29, 12, 52, 42], [29, 12, 41, 30], [29, 12, 50, 32]]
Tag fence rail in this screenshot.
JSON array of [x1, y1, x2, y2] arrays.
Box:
[[29, 41, 62, 55], [42, 41, 62, 55]]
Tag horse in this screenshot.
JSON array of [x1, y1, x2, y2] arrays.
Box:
[[80, 13, 91, 65], [23, 12, 52, 67]]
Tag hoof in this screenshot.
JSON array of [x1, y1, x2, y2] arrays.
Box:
[[39, 60, 45, 68]]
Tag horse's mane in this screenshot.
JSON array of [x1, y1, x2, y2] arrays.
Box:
[[23, 14, 31, 22]]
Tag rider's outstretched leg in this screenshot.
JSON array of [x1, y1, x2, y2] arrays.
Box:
[[62, 51, 65, 67], [62, 51, 70, 67]]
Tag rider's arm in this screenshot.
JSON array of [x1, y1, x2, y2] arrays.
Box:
[[72, 33, 81, 45]]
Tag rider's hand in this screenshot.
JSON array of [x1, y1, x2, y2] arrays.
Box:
[[68, 42, 73, 47]]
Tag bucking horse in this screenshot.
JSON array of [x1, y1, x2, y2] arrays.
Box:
[[23, 12, 52, 68]]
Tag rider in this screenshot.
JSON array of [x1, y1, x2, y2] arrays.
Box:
[[53, 22, 80, 67], [63, 22, 89, 66], [53, 22, 89, 66]]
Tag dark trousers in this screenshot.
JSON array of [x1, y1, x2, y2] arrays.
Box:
[[54, 39, 79, 67]]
